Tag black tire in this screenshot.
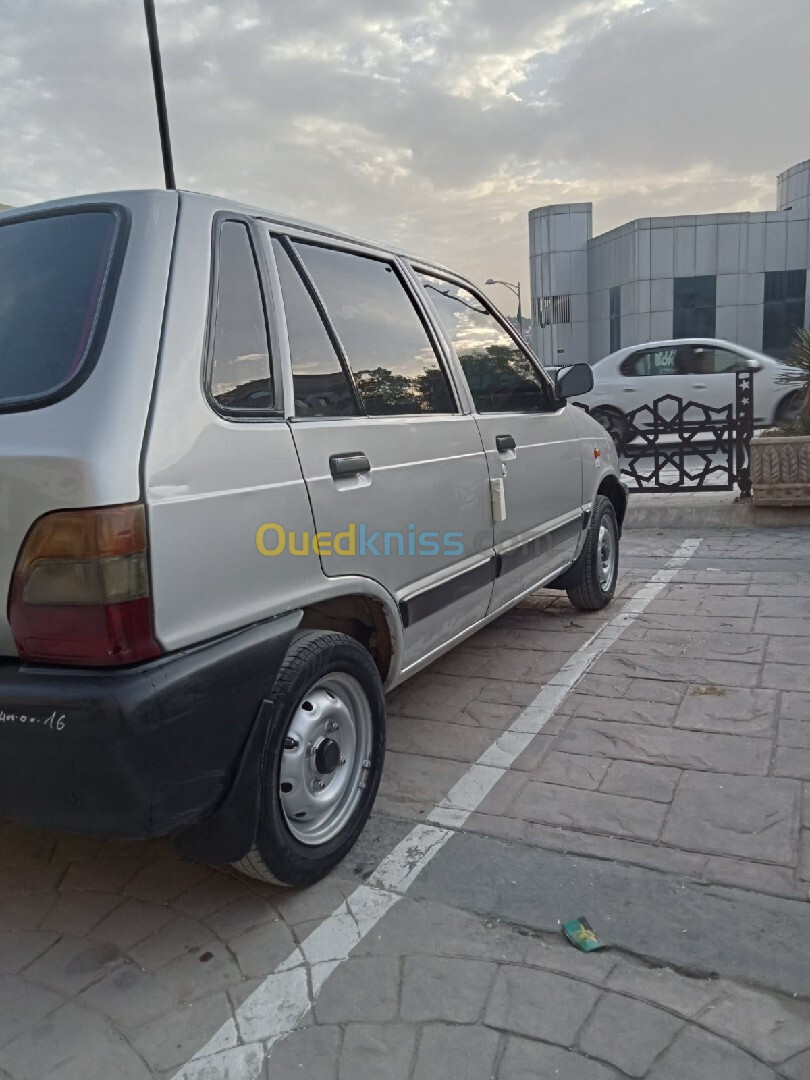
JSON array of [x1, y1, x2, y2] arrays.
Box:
[[565, 496, 619, 611], [591, 408, 631, 452], [776, 391, 802, 424], [235, 630, 386, 888]]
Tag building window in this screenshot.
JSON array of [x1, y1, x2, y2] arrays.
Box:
[[609, 286, 621, 353], [673, 276, 716, 338], [763, 270, 807, 359], [533, 294, 571, 327]]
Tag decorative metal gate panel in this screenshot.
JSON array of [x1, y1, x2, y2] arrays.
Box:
[[619, 371, 754, 495]]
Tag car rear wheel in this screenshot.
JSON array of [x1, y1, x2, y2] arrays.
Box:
[[591, 407, 631, 452], [776, 391, 803, 424], [565, 496, 619, 611], [234, 630, 386, 887]]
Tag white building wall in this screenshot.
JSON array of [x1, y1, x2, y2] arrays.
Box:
[[529, 203, 591, 365], [778, 159, 810, 213]]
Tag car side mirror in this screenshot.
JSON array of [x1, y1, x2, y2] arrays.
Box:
[[556, 363, 594, 401]]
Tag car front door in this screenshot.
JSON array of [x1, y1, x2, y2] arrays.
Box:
[[415, 271, 584, 616], [265, 234, 496, 674]]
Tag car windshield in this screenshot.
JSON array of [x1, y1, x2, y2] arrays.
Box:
[[0, 210, 120, 407]]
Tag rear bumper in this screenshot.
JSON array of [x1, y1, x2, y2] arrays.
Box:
[[0, 612, 301, 841]]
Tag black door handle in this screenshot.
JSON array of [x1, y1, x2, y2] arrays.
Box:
[[496, 434, 516, 453], [330, 452, 371, 479]]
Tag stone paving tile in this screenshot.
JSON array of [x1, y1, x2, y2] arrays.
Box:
[[578, 994, 683, 1077], [523, 939, 619, 985], [0, 892, 58, 931], [221, 917, 297, 979], [400, 956, 496, 1023], [605, 960, 728, 1018], [593, 653, 760, 688], [431, 647, 578, 682], [662, 772, 800, 865], [798, 833, 810, 883], [568, 672, 689, 706], [78, 962, 182, 1029], [762, 665, 810, 693], [377, 751, 468, 818], [534, 751, 610, 790], [387, 715, 508, 764], [59, 857, 145, 894], [0, 929, 59, 975], [412, 1023, 500, 1080], [338, 1023, 417, 1080], [0, 974, 65, 1048], [599, 761, 681, 803], [314, 957, 400, 1024], [779, 720, 810, 752], [23, 935, 123, 996], [556, 718, 772, 775], [558, 693, 681, 728], [37, 890, 122, 938], [268, 1025, 342, 1080], [484, 966, 601, 1045], [698, 985, 810, 1064], [509, 782, 668, 841], [675, 686, 778, 736], [755, 617, 810, 637], [766, 638, 810, 665], [497, 1037, 619, 1080], [611, 627, 766, 665], [646, 1027, 777, 1080], [0, 1001, 153, 1080], [88, 898, 175, 951], [772, 747, 810, 781]]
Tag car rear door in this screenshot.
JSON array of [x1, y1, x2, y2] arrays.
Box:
[[676, 343, 756, 414], [414, 271, 584, 615], [264, 233, 496, 674]]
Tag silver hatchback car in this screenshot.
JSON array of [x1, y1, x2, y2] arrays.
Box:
[[0, 190, 626, 885]]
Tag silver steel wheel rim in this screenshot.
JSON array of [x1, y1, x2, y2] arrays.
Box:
[[597, 521, 615, 591], [278, 672, 374, 846]]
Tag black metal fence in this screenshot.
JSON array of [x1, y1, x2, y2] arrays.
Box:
[[619, 371, 755, 496]]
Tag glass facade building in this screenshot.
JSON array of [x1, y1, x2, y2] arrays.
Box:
[[529, 157, 810, 365]]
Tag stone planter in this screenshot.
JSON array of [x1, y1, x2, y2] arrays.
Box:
[[751, 434, 810, 506]]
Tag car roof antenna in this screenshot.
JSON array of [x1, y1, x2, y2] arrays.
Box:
[[142, 0, 176, 190]]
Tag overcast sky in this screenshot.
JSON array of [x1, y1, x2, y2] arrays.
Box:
[[1, 0, 808, 309]]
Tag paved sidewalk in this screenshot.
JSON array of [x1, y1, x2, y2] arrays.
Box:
[[0, 528, 809, 1079], [383, 528, 810, 902]]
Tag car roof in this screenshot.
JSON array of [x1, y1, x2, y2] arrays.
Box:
[[0, 187, 457, 277]]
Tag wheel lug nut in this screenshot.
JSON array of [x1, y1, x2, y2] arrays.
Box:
[[284, 736, 299, 750], [326, 721, 340, 733], [339, 757, 346, 766]]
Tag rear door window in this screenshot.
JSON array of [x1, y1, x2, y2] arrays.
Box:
[[292, 243, 457, 416], [678, 345, 750, 374], [0, 209, 122, 408], [271, 238, 360, 417]]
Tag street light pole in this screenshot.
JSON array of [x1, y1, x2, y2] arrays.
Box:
[[486, 278, 524, 334]]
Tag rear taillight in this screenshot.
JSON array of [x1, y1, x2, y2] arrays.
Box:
[[8, 504, 162, 667]]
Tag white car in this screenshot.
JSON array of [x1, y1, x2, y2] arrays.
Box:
[[567, 339, 799, 448]]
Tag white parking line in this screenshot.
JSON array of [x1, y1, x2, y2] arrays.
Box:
[[173, 537, 702, 1080]]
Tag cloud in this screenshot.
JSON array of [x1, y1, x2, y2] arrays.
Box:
[[0, 0, 807, 305]]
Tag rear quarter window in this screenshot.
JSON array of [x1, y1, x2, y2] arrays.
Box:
[[0, 208, 125, 410]]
